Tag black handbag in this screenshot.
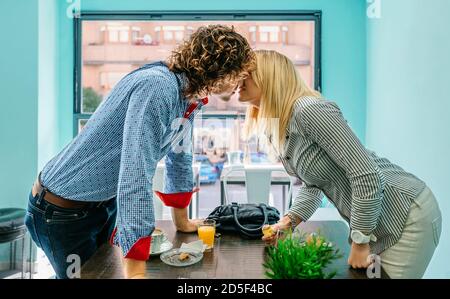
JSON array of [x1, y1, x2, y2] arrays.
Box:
[[207, 202, 280, 239]]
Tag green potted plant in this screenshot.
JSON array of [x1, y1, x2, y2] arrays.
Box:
[[263, 232, 342, 279]]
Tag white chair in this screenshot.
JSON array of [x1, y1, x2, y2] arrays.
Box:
[[221, 164, 294, 214], [152, 164, 165, 220], [191, 163, 201, 218]]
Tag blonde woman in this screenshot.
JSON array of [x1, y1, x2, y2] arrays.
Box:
[[239, 50, 442, 279]]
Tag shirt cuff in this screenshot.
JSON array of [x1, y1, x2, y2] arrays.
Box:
[[154, 187, 199, 209], [109, 227, 152, 261]]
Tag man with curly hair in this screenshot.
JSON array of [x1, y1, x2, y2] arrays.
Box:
[[25, 25, 255, 279]]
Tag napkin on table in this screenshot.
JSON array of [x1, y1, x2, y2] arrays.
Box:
[[180, 240, 207, 253]]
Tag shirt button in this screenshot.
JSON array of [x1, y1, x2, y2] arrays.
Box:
[[286, 156, 291, 160]]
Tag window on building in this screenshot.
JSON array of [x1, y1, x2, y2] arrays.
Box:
[[131, 26, 141, 44], [162, 25, 185, 42], [281, 26, 289, 44], [106, 25, 130, 43], [259, 25, 280, 43], [249, 26, 257, 44], [163, 30, 173, 41]]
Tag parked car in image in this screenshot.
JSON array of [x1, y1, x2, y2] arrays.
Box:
[[195, 155, 220, 184]]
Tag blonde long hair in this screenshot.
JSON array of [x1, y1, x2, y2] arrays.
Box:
[[243, 50, 321, 152]]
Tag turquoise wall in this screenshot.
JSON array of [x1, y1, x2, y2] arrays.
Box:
[[367, 0, 450, 278], [38, 0, 59, 170], [0, 0, 39, 209], [0, 0, 58, 206], [56, 0, 368, 148], [0, 0, 39, 266]]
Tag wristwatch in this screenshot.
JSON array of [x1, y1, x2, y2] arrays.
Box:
[[350, 230, 373, 244], [286, 213, 300, 230]]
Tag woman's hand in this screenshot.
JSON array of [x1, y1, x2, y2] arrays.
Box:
[[348, 242, 371, 269], [261, 216, 293, 245]]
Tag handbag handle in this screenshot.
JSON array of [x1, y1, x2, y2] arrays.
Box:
[[231, 203, 269, 234]]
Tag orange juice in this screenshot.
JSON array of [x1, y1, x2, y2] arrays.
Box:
[[198, 222, 216, 249]]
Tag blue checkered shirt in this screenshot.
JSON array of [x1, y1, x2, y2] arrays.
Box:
[[40, 62, 203, 256]]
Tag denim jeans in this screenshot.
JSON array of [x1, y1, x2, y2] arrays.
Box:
[[24, 191, 117, 279]]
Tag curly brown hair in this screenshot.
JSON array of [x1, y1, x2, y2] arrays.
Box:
[[167, 25, 255, 99]]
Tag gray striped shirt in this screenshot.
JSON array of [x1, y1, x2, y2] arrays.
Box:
[[281, 97, 426, 254]]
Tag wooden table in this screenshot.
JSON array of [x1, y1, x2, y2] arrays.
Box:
[[81, 220, 388, 279]]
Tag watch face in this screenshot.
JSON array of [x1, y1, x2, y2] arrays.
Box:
[[351, 231, 362, 243], [351, 231, 369, 244]]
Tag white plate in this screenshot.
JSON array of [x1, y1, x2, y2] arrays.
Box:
[[150, 240, 173, 256], [160, 249, 203, 267]]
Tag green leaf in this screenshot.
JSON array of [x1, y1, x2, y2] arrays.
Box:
[[263, 230, 341, 279]]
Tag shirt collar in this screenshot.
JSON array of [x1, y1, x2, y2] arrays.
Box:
[[175, 72, 189, 94], [175, 72, 209, 107]]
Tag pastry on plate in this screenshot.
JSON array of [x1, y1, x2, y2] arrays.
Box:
[[179, 252, 190, 261]]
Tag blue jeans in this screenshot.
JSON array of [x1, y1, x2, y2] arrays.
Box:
[[24, 191, 117, 279]]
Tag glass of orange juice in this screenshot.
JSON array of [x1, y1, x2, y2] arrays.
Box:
[[198, 219, 216, 250]]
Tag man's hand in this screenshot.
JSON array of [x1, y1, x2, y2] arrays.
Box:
[[176, 218, 203, 233], [171, 207, 201, 233], [348, 242, 371, 269], [123, 258, 147, 279]]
